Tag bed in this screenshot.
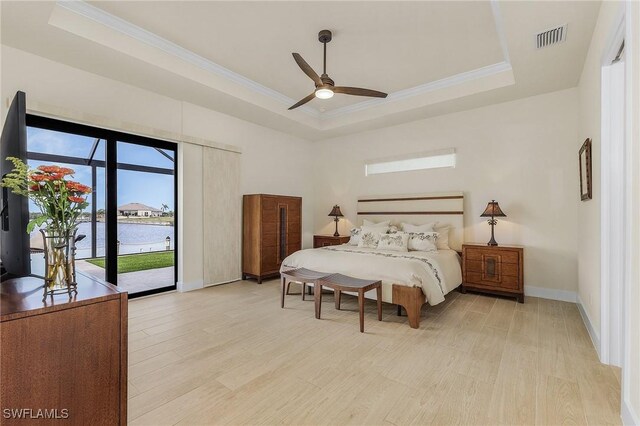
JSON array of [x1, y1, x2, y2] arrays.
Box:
[[281, 192, 464, 328]]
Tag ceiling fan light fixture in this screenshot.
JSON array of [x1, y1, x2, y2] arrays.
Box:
[[288, 30, 387, 110], [315, 87, 334, 99]]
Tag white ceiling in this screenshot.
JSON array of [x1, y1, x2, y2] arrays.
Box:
[[1, 1, 600, 140]]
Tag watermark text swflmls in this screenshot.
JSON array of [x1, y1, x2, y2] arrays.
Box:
[[2, 408, 69, 419]]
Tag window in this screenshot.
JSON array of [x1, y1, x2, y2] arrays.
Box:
[[365, 149, 456, 176]]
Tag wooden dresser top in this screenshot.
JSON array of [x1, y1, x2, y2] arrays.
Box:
[[1, 273, 124, 321]]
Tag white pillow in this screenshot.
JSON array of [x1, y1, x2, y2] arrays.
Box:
[[348, 227, 362, 246], [388, 225, 399, 234], [407, 232, 438, 252], [358, 231, 381, 249], [377, 232, 409, 252], [361, 224, 390, 235], [363, 219, 390, 228], [401, 222, 437, 233], [433, 225, 451, 250]]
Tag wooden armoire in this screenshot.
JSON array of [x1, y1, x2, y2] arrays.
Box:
[[242, 194, 302, 283]]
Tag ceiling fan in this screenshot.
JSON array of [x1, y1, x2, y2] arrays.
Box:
[[288, 30, 388, 110]]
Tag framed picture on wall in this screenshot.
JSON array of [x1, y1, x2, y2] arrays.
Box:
[[579, 138, 592, 201]]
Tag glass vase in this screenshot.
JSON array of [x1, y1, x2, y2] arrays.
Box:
[[40, 228, 78, 300]]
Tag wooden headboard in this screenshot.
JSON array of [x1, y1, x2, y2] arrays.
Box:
[[357, 192, 464, 251]]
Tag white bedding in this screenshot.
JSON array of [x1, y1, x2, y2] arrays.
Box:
[[280, 245, 462, 305]]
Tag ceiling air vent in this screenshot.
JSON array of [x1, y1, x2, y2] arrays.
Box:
[[536, 24, 567, 49]]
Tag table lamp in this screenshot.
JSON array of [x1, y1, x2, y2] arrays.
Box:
[[480, 200, 506, 246], [328, 205, 344, 237]]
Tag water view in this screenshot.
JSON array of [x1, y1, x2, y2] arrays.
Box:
[[30, 221, 175, 259]]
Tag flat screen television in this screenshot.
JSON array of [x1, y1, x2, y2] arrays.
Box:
[[1, 91, 30, 278]]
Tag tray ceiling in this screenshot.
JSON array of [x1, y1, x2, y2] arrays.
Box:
[[1, 1, 600, 140]]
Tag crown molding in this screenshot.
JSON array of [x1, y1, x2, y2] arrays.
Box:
[[321, 61, 512, 119], [490, 0, 511, 63], [55, 0, 320, 118], [54, 0, 512, 124]]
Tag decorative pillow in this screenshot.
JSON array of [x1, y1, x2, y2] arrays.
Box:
[[433, 225, 451, 250], [358, 231, 382, 249], [377, 232, 409, 252], [387, 225, 399, 234], [348, 227, 362, 246], [407, 232, 439, 252], [363, 219, 390, 228], [401, 222, 437, 233], [361, 224, 390, 235]]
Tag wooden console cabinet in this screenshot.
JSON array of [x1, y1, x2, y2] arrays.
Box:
[[0, 274, 127, 425], [462, 243, 524, 303], [242, 194, 302, 283]]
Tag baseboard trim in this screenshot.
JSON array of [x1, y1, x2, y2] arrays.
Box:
[[524, 285, 577, 303], [177, 279, 204, 292], [576, 294, 602, 360], [622, 399, 640, 426], [205, 278, 241, 288]]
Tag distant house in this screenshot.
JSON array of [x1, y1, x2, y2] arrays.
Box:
[[118, 203, 163, 217]]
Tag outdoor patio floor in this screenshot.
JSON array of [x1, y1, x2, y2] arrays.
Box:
[[76, 260, 174, 294]]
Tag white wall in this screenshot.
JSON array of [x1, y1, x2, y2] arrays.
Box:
[[576, 0, 621, 344], [313, 88, 580, 295], [626, 2, 640, 422], [1, 45, 315, 290]]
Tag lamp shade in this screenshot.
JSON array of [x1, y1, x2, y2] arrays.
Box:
[[328, 205, 343, 217], [480, 200, 506, 217]]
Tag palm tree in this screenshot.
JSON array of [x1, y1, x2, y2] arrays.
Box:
[[161, 203, 169, 216]]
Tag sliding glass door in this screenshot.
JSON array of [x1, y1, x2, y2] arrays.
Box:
[[24, 115, 177, 297], [116, 141, 176, 295]]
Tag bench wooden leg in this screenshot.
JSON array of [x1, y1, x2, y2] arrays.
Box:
[[301, 282, 305, 301], [335, 290, 341, 310], [358, 290, 365, 333], [281, 277, 286, 309], [376, 286, 382, 321], [315, 284, 323, 319]]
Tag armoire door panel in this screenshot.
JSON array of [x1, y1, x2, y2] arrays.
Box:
[[261, 230, 277, 248]]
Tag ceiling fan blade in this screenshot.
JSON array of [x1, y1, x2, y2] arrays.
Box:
[[288, 92, 316, 110], [292, 53, 322, 86], [333, 87, 388, 98]]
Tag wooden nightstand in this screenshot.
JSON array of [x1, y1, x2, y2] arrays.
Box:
[[461, 243, 524, 303], [314, 235, 350, 248]]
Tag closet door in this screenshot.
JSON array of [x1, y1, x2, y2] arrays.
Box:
[[203, 147, 241, 285]]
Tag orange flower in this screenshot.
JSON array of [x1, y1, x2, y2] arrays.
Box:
[[66, 181, 92, 193], [29, 184, 42, 192], [68, 196, 86, 203], [31, 174, 50, 182], [37, 165, 60, 173], [37, 165, 74, 176]]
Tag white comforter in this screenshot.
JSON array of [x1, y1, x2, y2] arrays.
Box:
[[280, 245, 462, 305]]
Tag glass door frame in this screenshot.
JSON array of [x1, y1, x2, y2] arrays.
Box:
[[26, 114, 178, 298]]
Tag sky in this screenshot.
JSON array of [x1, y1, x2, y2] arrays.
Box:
[[26, 127, 175, 213]]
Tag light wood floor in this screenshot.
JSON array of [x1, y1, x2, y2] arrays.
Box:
[[127, 279, 621, 425]]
